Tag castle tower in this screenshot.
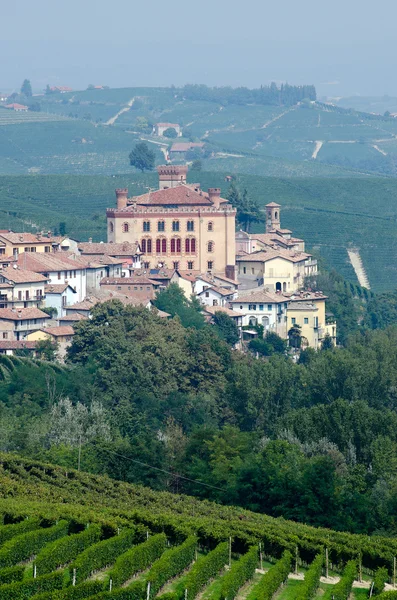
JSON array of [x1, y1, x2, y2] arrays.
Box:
[[157, 165, 188, 189], [265, 202, 281, 233]]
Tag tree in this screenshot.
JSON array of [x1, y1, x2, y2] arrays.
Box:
[[212, 311, 239, 346], [288, 324, 302, 351], [35, 338, 59, 361], [163, 127, 178, 139], [321, 333, 334, 351], [49, 397, 111, 447], [59, 222, 67, 236], [21, 79, 32, 97], [191, 159, 202, 171], [135, 116, 150, 132], [153, 283, 205, 329], [29, 102, 41, 112], [129, 142, 155, 172], [226, 183, 263, 232]]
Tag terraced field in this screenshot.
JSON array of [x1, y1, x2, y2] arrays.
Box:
[[0, 453, 396, 600]]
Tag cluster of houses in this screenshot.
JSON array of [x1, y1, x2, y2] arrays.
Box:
[[0, 166, 336, 357]]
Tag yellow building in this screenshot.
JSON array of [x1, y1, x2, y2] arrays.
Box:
[[286, 292, 336, 349], [106, 166, 237, 278], [0, 232, 76, 258]]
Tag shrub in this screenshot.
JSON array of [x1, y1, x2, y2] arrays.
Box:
[[0, 520, 69, 568], [296, 553, 324, 600], [146, 535, 197, 597], [0, 517, 41, 544], [255, 550, 292, 600], [70, 527, 138, 584], [0, 565, 24, 585], [373, 567, 389, 596], [332, 561, 357, 600], [31, 580, 104, 599], [82, 580, 144, 599], [108, 532, 167, 588], [220, 545, 258, 600], [377, 593, 397, 600], [183, 541, 229, 600], [0, 571, 64, 600], [35, 524, 102, 575]]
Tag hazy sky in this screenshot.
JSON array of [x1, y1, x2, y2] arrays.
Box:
[[2, 0, 397, 96]]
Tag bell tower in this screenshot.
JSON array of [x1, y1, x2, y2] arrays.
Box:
[[266, 202, 281, 233]]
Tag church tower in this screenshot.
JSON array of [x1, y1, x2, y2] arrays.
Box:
[[266, 202, 281, 232]]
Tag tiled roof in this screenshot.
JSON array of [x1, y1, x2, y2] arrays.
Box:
[[266, 202, 281, 207], [288, 302, 318, 311], [231, 290, 288, 304], [0, 267, 48, 284], [0, 307, 48, 321], [100, 276, 157, 286], [198, 285, 235, 297], [204, 306, 244, 318], [42, 326, 75, 337], [74, 254, 123, 268], [0, 340, 37, 350], [213, 273, 239, 286], [45, 283, 76, 294], [59, 313, 87, 322], [78, 242, 140, 256], [170, 143, 204, 152], [156, 122, 179, 128], [16, 252, 84, 273], [5, 103, 28, 110], [0, 232, 58, 244], [125, 185, 227, 207], [133, 268, 175, 280], [236, 249, 311, 264], [289, 291, 328, 301]]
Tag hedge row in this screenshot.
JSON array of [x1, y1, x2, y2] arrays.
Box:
[[107, 533, 167, 588], [254, 550, 292, 600], [0, 570, 64, 600], [35, 524, 102, 575], [296, 553, 323, 600], [377, 593, 397, 600], [146, 535, 197, 598], [220, 545, 258, 600], [85, 583, 144, 600], [331, 561, 357, 600], [0, 564, 25, 585], [70, 528, 138, 584], [0, 517, 41, 545], [0, 520, 69, 568], [373, 567, 389, 596], [31, 581, 105, 600], [183, 541, 229, 600]]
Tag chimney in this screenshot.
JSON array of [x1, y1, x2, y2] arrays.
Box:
[[115, 188, 128, 210], [208, 188, 221, 208], [88, 237, 92, 244]]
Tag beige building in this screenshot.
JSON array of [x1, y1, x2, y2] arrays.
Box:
[[0, 232, 77, 258], [0, 267, 48, 309], [106, 166, 236, 278], [286, 291, 336, 349], [0, 307, 48, 341]]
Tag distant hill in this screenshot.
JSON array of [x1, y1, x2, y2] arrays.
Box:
[[1, 171, 396, 292]]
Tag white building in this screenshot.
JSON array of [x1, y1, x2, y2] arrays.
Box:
[[230, 290, 289, 337], [153, 122, 182, 137], [44, 284, 78, 318]]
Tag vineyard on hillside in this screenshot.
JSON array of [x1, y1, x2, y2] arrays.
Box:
[[0, 454, 397, 599]]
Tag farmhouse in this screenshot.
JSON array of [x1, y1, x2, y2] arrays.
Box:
[[106, 165, 236, 278], [169, 142, 205, 159], [153, 123, 182, 137], [5, 103, 28, 112]]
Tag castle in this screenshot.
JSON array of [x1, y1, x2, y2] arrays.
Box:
[[106, 166, 237, 279]]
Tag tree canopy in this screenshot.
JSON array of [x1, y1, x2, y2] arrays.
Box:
[[129, 142, 155, 172], [21, 79, 32, 97]]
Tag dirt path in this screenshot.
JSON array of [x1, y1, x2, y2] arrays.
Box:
[[312, 141, 323, 159], [373, 144, 388, 156], [261, 106, 296, 129], [105, 98, 135, 126], [347, 248, 371, 289]]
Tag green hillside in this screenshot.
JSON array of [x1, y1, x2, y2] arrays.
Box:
[[0, 453, 394, 600], [1, 172, 396, 292]]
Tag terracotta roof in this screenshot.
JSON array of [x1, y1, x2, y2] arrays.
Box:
[[45, 283, 76, 294], [0, 232, 58, 244], [288, 302, 318, 311], [0, 340, 37, 350], [170, 143, 204, 152], [266, 202, 281, 208], [59, 313, 87, 322], [156, 122, 179, 128], [124, 185, 227, 207], [231, 290, 289, 304], [100, 276, 157, 286], [198, 285, 235, 297], [0, 307, 48, 321], [16, 252, 85, 273], [236, 249, 311, 264], [78, 242, 140, 256], [5, 103, 28, 110], [66, 298, 99, 312], [204, 306, 244, 318], [42, 326, 75, 337], [74, 254, 123, 268], [0, 267, 48, 284], [213, 273, 239, 286], [178, 271, 198, 282], [289, 291, 328, 301], [133, 268, 175, 280]]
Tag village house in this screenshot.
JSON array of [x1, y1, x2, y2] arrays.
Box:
[[0, 307, 48, 341], [107, 165, 236, 278], [286, 291, 336, 349], [5, 103, 28, 112], [26, 326, 75, 359], [77, 241, 141, 275], [100, 275, 160, 299], [0, 232, 78, 258], [0, 266, 48, 308], [230, 290, 290, 337], [169, 142, 204, 159], [14, 252, 87, 302], [0, 340, 38, 356], [74, 254, 123, 293], [153, 123, 182, 137], [44, 283, 77, 317], [197, 285, 237, 308], [203, 305, 245, 330]]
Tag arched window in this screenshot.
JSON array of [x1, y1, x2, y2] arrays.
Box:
[[191, 238, 196, 253], [208, 222, 213, 232], [185, 238, 190, 253], [162, 239, 167, 253], [141, 239, 146, 253], [176, 238, 181, 253], [262, 316, 270, 329], [171, 238, 181, 254], [171, 239, 175, 253], [156, 239, 161, 254], [249, 317, 257, 327], [146, 238, 152, 254], [122, 222, 129, 233], [207, 241, 214, 253], [109, 222, 114, 233], [275, 211, 278, 220], [276, 282, 282, 292], [157, 221, 165, 232], [187, 220, 194, 232]]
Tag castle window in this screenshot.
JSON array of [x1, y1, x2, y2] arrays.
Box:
[[185, 239, 190, 253], [207, 241, 214, 253], [173, 261, 179, 269], [275, 212, 278, 220], [172, 221, 180, 232], [171, 238, 181, 253], [208, 222, 213, 232], [146, 238, 152, 253], [143, 221, 151, 232], [191, 238, 196, 253], [156, 239, 161, 254], [187, 220, 194, 232], [122, 222, 129, 233], [156, 238, 167, 254], [162, 238, 167, 253], [158, 221, 165, 232], [143, 262, 150, 269], [141, 239, 146, 253], [109, 222, 114, 233], [207, 261, 213, 270], [187, 261, 194, 270]]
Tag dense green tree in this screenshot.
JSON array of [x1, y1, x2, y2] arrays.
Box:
[[129, 142, 155, 172], [226, 183, 263, 232], [162, 127, 178, 138], [21, 79, 32, 97], [153, 284, 205, 329], [212, 311, 239, 346]]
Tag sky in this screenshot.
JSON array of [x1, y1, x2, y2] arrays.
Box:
[[1, 0, 397, 97]]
